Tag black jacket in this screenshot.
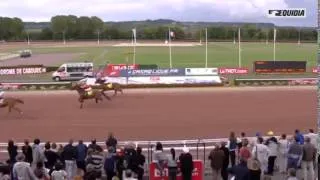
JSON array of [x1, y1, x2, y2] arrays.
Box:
[[61, 144, 78, 161], [179, 153, 193, 174]]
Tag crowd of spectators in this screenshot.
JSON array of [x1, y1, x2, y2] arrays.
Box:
[[0, 129, 318, 180]]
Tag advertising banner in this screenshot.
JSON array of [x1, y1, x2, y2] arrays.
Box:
[[103, 64, 139, 77], [288, 78, 317, 85], [82, 76, 222, 85], [185, 68, 218, 76], [218, 68, 249, 74], [149, 160, 203, 180], [0, 66, 46, 75], [120, 68, 186, 77]]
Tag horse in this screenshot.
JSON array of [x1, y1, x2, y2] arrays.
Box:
[[0, 97, 24, 114], [95, 79, 123, 96], [70, 83, 111, 109]]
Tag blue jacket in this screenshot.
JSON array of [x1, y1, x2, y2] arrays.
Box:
[[76, 144, 88, 161], [228, 161, 250, 180]]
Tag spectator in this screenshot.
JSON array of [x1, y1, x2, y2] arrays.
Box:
[[247, 157, 261, 180], [167, 148, 177, 180], [294, 129, 304, 145], [123, 169, 137, 180], [51, 162, 67, 180], [86, 149, 104, 176], [228, 158, 250, 180], [179, 147, 193, 180], [32, 138, 45, 169], [287, 168, 298, 180], [135, 147, 145, 180], [76, 140, 88, 172], [208, 144, 225, 180], [13, 153, 37, 180], [287, 136, 303, 170], [104, 147, 117, 180], [106, 133, 118, 151], [33, 161, 50, 180], [115, 148, 125, 180], [239, 138, 251, 162], [227, 132, 238, 167], [88, 139, 103, 152], [220, 141, 229, 180], [304, 129, 317, 150], [265, 135, 278, 175], [7, 140, 18, 165], [154, 142, 168, 178], [278, 134, 289, 174], [51, 143, 58, 153], [252, 137, 269, 175], [44, 142, 59, 171], [301, 136, 316, 180], [124, 143, 138, 173], [22, 139, 33, 164], [61, 139, 78, 180], [0, 162, 10, 180]]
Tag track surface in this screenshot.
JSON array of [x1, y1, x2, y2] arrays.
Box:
[[0, 87, 316, 142]]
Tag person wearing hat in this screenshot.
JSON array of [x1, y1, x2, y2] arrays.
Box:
[[265, 134, 278, 176]]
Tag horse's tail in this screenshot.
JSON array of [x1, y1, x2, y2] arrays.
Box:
[[15, 98, 24, 104]]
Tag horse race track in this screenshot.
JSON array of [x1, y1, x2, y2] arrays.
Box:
[[0, 86, 316, 142]]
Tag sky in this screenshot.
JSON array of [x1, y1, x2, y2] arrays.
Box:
[[0, 0, 317, 27]]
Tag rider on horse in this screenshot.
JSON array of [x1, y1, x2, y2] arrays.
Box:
[[0, 83, 4, 104], [80, 81, 93, 96]]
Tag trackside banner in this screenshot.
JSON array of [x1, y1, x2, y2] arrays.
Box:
[[120, 68, 185, 77], [82, 76, 222, 85], [149, 160, 203, 180], [185, 68, 218, 76], [218, 68, 249, 74]]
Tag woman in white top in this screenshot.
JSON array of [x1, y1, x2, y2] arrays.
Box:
[[278, 134, 289, 174]]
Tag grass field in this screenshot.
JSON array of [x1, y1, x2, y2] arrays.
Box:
[[0, 41, 317, 82], [1, 42, 317, 68]]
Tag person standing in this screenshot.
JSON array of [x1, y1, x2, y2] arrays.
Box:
[[265, 136, 278, 176], [219, 142, 229, 180], [301, 137, 316, 180], [7, 140, 18, 165], [179, 147, 193, 180], [287, 136, 303, 170], [167, 148, 178, 180], [13, 154, 37, 180], [44, 142, 59, 171], [228, 132, 238, 167], [76, 140, 88, 172], [278, 134, 289, 174], [61, 139, 78, 180], [32, 139, 45, 169], [208, 144, 225, 180], [22, 140, 33, 164], [252, 137, 269, 175]]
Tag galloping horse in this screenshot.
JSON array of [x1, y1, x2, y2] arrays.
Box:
[[71, 83, 111, 109], [0, 97, 24, 114], [95, 79, 123, 96]]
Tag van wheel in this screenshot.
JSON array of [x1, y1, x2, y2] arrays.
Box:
[[53, 77, 61, 81]]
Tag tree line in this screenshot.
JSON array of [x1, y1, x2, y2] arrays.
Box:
[[0, 15, 317, 41]]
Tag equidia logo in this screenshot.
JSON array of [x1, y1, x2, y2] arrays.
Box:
[[267, 8, 306, 18]]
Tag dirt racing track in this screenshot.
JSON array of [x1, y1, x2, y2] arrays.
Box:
[[0, 86, 316, 142]]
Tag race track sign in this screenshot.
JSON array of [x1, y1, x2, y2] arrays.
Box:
[[185, 68, 218, 76]]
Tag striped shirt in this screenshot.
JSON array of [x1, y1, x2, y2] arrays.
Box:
[[87, 153, 104, 172]]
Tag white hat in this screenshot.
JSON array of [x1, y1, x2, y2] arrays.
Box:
[[182, 146, 189, 153]]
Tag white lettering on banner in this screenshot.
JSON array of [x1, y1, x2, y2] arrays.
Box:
[[153, 168, 199, 177], [185, 68, 218, 75], [0, 69, 16, 75], [23, 67, 43, 74], [16, 68, 23, 74], [219, 68, 249, 74], [112, 65, 136, 71]]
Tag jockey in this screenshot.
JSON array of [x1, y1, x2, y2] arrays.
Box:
[[80, 81, 93, 95], [0, 83, 4, 103]]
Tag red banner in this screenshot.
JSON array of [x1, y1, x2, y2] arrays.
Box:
[[103, 64, 139, 76], [149, 160, 203, 180], [218, 68, 249, 75], [312, 67, 318, 73]]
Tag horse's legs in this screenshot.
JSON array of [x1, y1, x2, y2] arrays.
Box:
[[79, 97, 84, 109], [101, 91, 112, 101], [12, 106, 23, 114]]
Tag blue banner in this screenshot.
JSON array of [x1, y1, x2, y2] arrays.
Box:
[[120, 68, 185, 77]]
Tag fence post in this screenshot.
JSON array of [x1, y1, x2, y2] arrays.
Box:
[[196, 139, 199, 159], [203, 142, 206, 167]]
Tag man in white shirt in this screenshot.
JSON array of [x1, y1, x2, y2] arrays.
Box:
[[278, 134, 289, 173], [252, 137, 270, 174], [304, 129, 317, 148]]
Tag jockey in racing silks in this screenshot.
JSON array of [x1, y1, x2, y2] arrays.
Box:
[[0, 83, 4, 104], [80, 81, 93, 96]]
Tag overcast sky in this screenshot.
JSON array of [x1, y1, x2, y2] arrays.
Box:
[[0, 0, 317, 27]]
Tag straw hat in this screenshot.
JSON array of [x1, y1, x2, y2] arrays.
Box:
[[267, 131, 274, 136]]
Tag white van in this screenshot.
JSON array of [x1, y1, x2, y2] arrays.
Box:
[[52, 62, 94, 81]]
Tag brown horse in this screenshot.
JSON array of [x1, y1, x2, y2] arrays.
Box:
[[71, 83, 111, 109], [0, 97, 24, 114], [95, 79, 123, 96]]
